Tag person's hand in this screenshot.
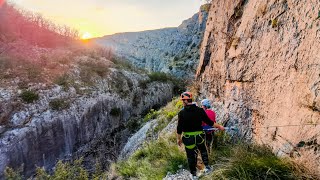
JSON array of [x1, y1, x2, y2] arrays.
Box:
[[177, 139, 182, 147], [218, 125, 225, 131]]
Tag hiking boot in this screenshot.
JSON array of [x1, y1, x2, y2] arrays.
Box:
[[188, 174, 199, 180], [203, 166, 213, 174]]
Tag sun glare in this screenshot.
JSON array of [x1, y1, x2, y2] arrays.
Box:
[[0, 0, 5, 8], [81, 32, 92, 40]]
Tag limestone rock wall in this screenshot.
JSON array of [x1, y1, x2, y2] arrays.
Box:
[[0, 67, 174, 178], [196, 0, 320, 172]]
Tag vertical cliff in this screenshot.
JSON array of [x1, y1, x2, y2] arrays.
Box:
[[196, 0, 320, 173]]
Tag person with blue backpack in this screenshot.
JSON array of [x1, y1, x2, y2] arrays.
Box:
[[176, 92, 224, 179]]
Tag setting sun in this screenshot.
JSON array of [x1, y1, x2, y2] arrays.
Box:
[[81, 32, 92, 39]]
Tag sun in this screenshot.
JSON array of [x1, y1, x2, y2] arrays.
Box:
[[81, 32, 92, 40]]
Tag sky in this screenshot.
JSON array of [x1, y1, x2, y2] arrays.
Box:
[[8, 0, 206, 38]]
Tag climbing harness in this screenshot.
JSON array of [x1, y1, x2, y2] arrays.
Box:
[[183, 131, 205, 149]]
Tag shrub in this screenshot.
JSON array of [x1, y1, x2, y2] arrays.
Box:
[[5, 159, 106, 180], [54, 73, 71, 88], [231, 36, 240, 48], [20, 90, 39, 103], [143, 109, 159, 122], [112, 57, 145, 73], [79, 61, 109, 78], [272, 18, 278, 28], [49, 99, 70, 111], [200, 4, 211, 12], [148, 72, 172, 82], [35, 167, 50, 179], [164, 111, 176, 120], [138, 71, 185, 95], [174, 100, 183, 109], [4, 167, 23, 180], [126, 117, 143, 133]]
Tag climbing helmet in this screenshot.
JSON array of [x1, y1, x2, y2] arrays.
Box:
[[201, 99, 211, 108], [180, 92, 193, 100]]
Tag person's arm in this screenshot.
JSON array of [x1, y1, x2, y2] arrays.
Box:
[[201, 108, 225, 130], [176, 133, 182, 147], [213, 123, 225, 130]]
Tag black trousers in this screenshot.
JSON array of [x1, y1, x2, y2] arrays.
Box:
[[182, 133, 209, 176], [205, 132, 213, 152]]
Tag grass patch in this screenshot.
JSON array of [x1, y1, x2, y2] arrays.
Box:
[[140, 72, 185, 95], [147, 97, 183, 134], [116, 137, 187, 180], [54, 73, 71, 89], [204, 142, 317, 180], [112, 57, 146, 73], [78, 60, 109, 85], [20, 90, 39, 103], [49, 99, 70, 111]]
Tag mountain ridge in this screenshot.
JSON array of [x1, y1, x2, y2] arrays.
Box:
[[94, 7, 209, 78]]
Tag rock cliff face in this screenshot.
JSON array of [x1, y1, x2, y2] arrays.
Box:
[[95, 7, 208, 78], [0, 60, 174, 178], [196, 0, 320, 173]]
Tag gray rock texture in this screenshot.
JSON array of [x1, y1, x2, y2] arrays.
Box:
[[0, 60, 174, 178], [94, 7, 208, 78], [196, 0, 320, 173]]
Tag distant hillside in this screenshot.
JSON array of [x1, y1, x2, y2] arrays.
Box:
[[94, 6, 209, 78], [0, 2, 90, 87], [0, 2, 78, 48]]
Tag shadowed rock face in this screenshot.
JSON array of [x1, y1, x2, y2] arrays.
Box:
[[196, 0, 320, 173], [95, 8, 208, 78], [0, 68, 174, 178]]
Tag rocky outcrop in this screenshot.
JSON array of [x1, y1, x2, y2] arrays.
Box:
[[196, 0, 320, 173], [0, 63, 174, 178], [95, 6, 209, 78]]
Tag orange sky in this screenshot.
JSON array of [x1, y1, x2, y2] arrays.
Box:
[[9, 0, 205, 38]]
